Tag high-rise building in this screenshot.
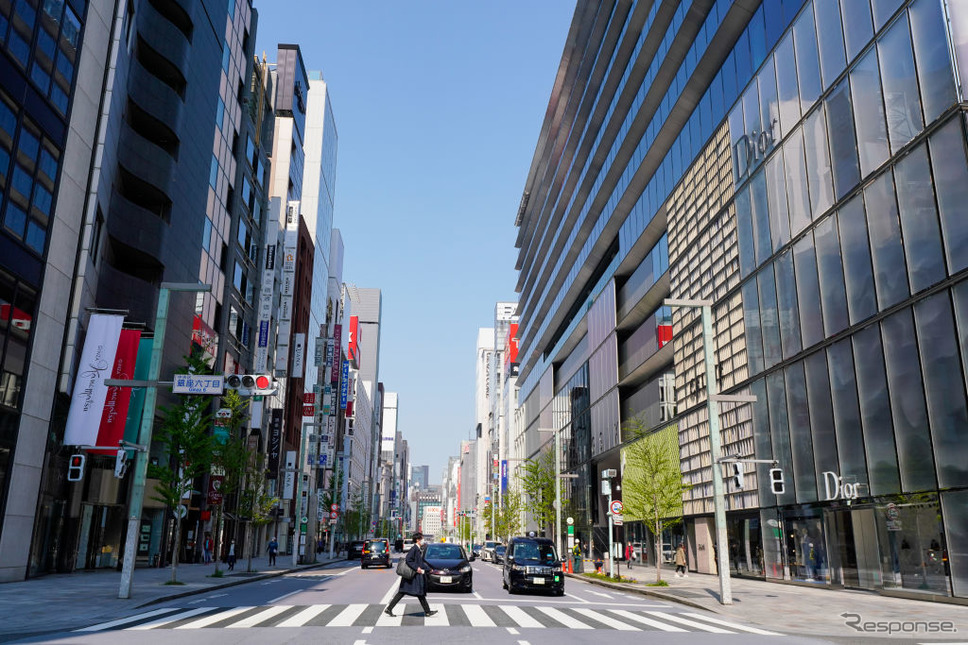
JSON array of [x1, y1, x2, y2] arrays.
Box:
[[517, 0, 968, 601], [411, 465, 429, 490]]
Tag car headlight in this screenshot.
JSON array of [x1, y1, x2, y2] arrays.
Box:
[[512, 564, 527, 572], [459, 565, 471, 573]]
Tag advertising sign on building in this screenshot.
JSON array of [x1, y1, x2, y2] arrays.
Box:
[[292, 333, 305, 379], [339, 359, 349, 408], [315, 337, 325, 367], [283, 451, 296, 500], [348, 316, 359, 364], [330, 325, 342, 383], [255, 199, 282, 372], [267, 409, 283, 479], [64, 314, 125, 446], [90, 328, 141, 454]]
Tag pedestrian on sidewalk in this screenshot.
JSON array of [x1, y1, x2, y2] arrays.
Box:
[[384, 532, 436, 618], [227, 540, 237, 571], [675, 543, 688, 577], [625, 543, 634, 569], [267, 536, 279, 566], [202, 533, 213, 564]]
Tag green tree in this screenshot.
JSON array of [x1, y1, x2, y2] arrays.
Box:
[[208, 389, 251, 575], [517, 449, 558, 538], [148, 348, 213, 584], [621, 419, 691, 583], [343, 490, 370, 540], [237, 450, 278, 572]]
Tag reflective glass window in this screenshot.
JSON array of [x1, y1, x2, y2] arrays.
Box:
[[851, 324, 900, 496], [863, 170, 908, 309], [908, 0, 957, 124], [827, 338, 868, 482], [751, 170, 771, 266], [928, 118, 968, 275], [894, 144, 945, 293], [775, 32, 801, 138], [878, 15, 923, 152], [743, 280, 764, 376], [841, 0, 873, 62], [765, 152, 790, 252], [802, 106, 834, 219], [825, 79, 860, 199], [775, 250, 801, 359], [850, 49, 889, 178], [759, 56, 780, 149], [758, 264, 782, 370], [730, 100, 749, 186], [793, 235, 824, 348], [794, 4, 822, 113], [786, 362, 817, 502], [767, 372, 796, 506], [815, 0, 846, 88], [735, 190, 756, 278], [916, 291, 968, 489], [880, 308, 935, 492], [785, 127, 811, 236], [941, 490, 968, 598], [837, 195, 877, 324], [804, 350, 838, 485], [872, 0, 903, 30], [814, 216, 849, 335]]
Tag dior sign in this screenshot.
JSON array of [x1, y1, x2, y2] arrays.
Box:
[[733, 118, 777, 180], [823, 471, 863, 501]]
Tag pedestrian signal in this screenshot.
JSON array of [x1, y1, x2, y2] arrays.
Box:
[[731, 462, 744, 489], [67, 454, 86, 482], [769, 468, 785, 495]]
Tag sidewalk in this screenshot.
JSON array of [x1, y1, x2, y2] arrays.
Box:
[[568, 560, 968, 640], [0, 552, 345, 642]]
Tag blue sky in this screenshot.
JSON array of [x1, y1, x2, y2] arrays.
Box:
[[255, 2, 574, 483]]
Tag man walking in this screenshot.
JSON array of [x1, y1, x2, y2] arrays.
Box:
[[267, 536, 279, 566], [384, 532, 436, 617], [202, 533, 213, 564], [227, 540, 237, 571]]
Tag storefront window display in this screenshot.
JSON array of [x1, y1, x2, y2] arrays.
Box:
[[874, 494, 949, 595], [727, 513, 765, 577]]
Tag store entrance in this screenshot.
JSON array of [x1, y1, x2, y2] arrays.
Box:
[[825, 506, 880, 589]]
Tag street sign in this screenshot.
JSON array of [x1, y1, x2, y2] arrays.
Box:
[[301, 516, 308, 524], [174, 505, 188, 518], [566, 517, 574, 525], [610, 500, 623, 515], [331, 503, 339, 511], [614, 518, 624, 526], [172, 374, 224, 394], [330, 511, 338, 519]]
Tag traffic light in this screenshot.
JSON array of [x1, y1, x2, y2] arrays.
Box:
[[769, 468, 785, 495], [114, 448, 129, 479], [67, 454, 85, 482], [225, 373, 278, 396], [731, 462, 744, 489]]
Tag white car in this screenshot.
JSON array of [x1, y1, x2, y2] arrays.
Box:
[[480, 541, 500, 562]]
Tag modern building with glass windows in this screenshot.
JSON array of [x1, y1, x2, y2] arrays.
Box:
[[516, 0, 968, 601]]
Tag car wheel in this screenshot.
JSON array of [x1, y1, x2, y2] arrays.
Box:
[[554, 588, 565, 597]]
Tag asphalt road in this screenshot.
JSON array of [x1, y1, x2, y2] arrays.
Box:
[[20, 555, 833, 644]]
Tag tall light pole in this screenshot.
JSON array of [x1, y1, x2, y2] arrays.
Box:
[[118, 282, 211, 600]]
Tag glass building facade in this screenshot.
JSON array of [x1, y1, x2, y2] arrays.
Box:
[[516, 0, 968, 600]]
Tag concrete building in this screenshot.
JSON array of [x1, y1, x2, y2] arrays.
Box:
[[517, 0, 968, 601]]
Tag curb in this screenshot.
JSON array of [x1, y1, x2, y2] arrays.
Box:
[[564, 572, 716, 613]]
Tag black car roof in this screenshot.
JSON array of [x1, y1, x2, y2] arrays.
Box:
[[509, 536, 554, 544]]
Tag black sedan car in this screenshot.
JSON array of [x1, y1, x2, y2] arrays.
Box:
[[347, 540, 367, 560], [424, 543, 474, 592], [503, 536, 564, 596], [361, 538, 390, 568]]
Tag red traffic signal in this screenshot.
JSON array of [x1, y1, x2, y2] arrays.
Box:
[[225, 374, 278, 396]]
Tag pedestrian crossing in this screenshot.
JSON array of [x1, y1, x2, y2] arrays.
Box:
[[75, 603, 781, 635]]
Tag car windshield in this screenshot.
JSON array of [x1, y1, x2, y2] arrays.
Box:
[[495, 546, 506, 554], [485, 541, 497, 548], [425, 544, 464, 560], [513, 543, 557, 562]]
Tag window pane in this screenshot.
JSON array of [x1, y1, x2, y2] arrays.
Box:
[[804, 350, 838, 486], [784, 127, 811, 236], [794, 4, 822, 113], [908, 0, 957, 124], [872, 0, 903, 30], [3, 202, 26, 237], [827, 338, 868, 479], [743, 280, 764, 376], [878, 15, 923, 151], [814, 216, 849, 335], [864, 170, 909, 309], [765, 153, 789, 252], [850, 49, 889, 177], [751, 378, 773, 500], [759, 56, 780, 149], [786, 361, 817, 502], [941, 490, 968, 598], [775, 250, 801, 360], [825, 79, 860, 199], [815, 0, 846, 89], [894, 144, 945, 293], [837, 194, 877, 324], [841, 0, 873, 61], [767, 372, 796, 505], [929, 119, 968, 275], [851, 324, 900, 496], [775, 32, 801, 138], [758, 264, 782, 370], [916, 291, 968, 489], [793, 235, 824, 348], [880, 308, 935, 492], [751, 170, 771, 266], [735, 189, 756, 278], [802, 105, 834, 219]]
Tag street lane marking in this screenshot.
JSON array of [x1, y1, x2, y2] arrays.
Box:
[[227, 605, 291, 628], [362, 626, 374, 633], [424, 603, 448, 626], [175, 607, 253, 629], [564, 592, 590, 603], [375, 602, 405, 626], [270, 589, 301, 603], [128, 607, 213, 630], [499, 605, 544, 629], [680, 612, 781, 635], [329, 603, 368, 626], [609, 609, 687, 632], [276, 604, 330, 627], [75, 608, 181, 632], [379, 578, 400, 605], [507, 627, 519, 634], [462, 604, 495, 627], [584, 590, 613, 599], [473, 591, 483, 600], [572, 607, 639, 631], [535, 606, 593, 629], [644, 611, 734, 633]]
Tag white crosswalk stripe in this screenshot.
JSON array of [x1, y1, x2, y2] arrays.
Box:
[[74, 602, 783, 634]]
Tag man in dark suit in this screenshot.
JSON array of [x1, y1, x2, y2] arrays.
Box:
[[384, 532, 436, 617]]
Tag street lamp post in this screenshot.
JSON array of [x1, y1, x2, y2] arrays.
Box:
[[118, 282, 211, 600]]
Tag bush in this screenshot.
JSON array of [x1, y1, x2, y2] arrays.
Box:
[[646, 580, 669, 587]]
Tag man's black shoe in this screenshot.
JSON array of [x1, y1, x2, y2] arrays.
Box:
[[424, 610, 438, 617], [383, 608, 394, 617]]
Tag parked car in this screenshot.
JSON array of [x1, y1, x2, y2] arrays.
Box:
[[361, 538, 390, 569], [423, 542, 473, 592], [503, 536, 564, 596], [493, 545, 507, 564], [347, 540, 367, 560], [481, 540, 499, 562], [402, 539, 414, 553], [471, 544, 482, 558]]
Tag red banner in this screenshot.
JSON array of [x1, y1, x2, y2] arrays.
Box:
[[207, 475, 224, 505], [90, 329, 141, 454]]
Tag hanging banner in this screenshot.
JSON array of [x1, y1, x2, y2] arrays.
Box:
[[122, 337, 154, 446], [291, 333, 305, 379], [267, 408, 283, 480], [330, 325, 342, 383], [64, 314, 125, 446], [90, 329, 142, 454]]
